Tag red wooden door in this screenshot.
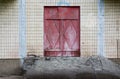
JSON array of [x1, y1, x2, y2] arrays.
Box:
[[44, 6, 80, 57]]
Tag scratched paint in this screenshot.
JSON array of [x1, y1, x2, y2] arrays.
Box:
[[98, 0, 105, 56], [19, 0, 26, 64], [57, 0, 70, 6]]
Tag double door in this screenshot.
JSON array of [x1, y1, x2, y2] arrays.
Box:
[[44, 6, 80, 56]]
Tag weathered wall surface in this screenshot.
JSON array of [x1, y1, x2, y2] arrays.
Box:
[[0, 0, 120, 58], [26, 0, 120, 58], [26, 0, 43, 56], [0, 0, 19, 58], [26, 0, 98, 57], [104, 0, 120, 58], [0, 59, 22, 76]]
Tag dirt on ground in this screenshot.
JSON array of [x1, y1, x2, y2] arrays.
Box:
[[22, 56, 120, 79], [0, 56, 120, 79]]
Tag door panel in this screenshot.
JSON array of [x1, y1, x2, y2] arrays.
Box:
[[45, 51, 80, 57], [44, 7, 58, 19], [61, 20, 80, 51], [44, 20, 60, 51], [59, 7, 79, 19]]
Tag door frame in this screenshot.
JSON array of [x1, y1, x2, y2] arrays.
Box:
[[43, 6, 81, 57]]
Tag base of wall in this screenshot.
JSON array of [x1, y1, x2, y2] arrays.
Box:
[[0, 59, 22, 76]]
